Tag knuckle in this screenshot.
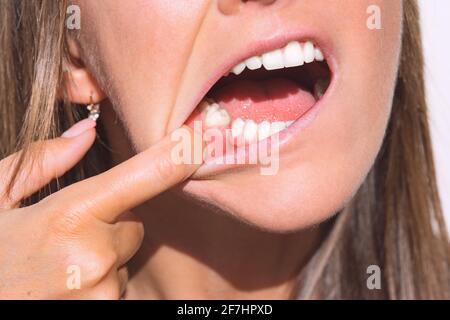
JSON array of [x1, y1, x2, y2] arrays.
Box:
[[117, 213, 145, 252], [67, 249, 118, 288], [136, 221, 145, 244], [126, 223, 145, 257], [124, 213, 145, 243], [95, 280, 122, 300], [86, 251, 118, 285]]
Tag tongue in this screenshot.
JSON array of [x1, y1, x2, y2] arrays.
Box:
[[210, 78, 316, 123]]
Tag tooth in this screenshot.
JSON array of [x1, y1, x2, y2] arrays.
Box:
[[205, 107, 230, 127], [232, 62, 246, 75], [204, 103, 220, 117], [270, 122, 287, 135], [243, 120, 258, 142], [303, 41, 315, 64], [206, 102, 219, 112], [231, 118, 245, 138], [245, 56, 263, 70], [258, 121, 271, 141], [219, 110, 231, 125], [262, 49, 284, 71], [314, 47, 324, 61], [198, 100, 212, 113], [286, 120, 295, 127], [314, 79, 328, 99], [283, 41, 304, 68]]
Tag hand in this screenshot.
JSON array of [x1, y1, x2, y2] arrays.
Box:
[[0, 119, 201, 299]]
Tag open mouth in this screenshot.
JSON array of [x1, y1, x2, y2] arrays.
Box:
[[186, 40, 332, 147]]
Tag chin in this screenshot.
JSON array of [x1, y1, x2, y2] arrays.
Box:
[[181, 145, 374, 233]]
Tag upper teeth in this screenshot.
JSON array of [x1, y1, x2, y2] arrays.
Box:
[[231, 41, 324, 76]]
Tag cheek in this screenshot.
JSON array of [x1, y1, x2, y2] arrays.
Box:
[[78, 1, 210, 147]]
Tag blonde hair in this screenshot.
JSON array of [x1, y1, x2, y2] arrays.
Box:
[[1, 0, 449, 299]]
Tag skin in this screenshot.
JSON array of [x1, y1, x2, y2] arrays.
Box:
[[0, 123, 202, 298], [0, 0, 403, 299]]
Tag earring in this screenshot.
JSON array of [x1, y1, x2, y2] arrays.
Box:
[[87, 97, 100, 121]]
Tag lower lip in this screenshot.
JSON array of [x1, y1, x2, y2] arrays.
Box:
[[190, 78, 333, 179]]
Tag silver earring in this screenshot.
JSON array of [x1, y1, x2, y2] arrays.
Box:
[[87, 100, 100, 121]]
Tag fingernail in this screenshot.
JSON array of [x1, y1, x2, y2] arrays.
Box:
[[62, 119, 97, 138]]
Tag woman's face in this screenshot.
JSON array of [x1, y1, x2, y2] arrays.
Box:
[[73, 0, 403, 231]]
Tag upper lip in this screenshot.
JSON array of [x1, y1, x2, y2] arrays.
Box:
[[174, 27, 336, 130]]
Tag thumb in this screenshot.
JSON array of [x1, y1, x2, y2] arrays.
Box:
[[0, 119, 97, 209]]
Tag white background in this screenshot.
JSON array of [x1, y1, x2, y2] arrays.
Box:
[[419, 0, 450, 229]]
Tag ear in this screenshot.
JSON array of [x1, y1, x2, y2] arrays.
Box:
[[60, 38, 106, 104]]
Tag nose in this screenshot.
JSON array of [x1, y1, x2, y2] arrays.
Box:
[[218, 0, 277, 15]]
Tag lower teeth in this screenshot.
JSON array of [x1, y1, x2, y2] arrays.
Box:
[[200, 99, 296, 144]]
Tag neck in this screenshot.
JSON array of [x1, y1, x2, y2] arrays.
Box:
[[124, 191, 324, 299]]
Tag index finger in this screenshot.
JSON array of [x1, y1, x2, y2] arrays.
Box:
[[44, 126, 204, 223]]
